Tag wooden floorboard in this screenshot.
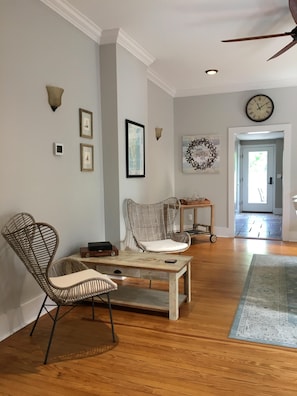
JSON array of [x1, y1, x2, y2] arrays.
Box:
[[1, 237, 297, 395]]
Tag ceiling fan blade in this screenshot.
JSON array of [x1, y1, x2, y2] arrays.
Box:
[[222, 32, 291, 42], [268, 39, 297, 60], [289, 0, 297, 24]]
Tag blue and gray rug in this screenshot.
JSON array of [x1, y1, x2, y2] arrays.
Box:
[[229, 254, 297, 348]]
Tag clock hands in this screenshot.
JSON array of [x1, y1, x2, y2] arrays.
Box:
[[252, 98, 271, 111], [255, 102, 261, 111], [258, 101, 271, 110]]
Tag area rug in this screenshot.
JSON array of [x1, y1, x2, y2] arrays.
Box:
[[229, 254, 297, 348]]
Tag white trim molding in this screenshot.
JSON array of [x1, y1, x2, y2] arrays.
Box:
[[40, 0, 102, 43], [0, 293, 55, 342], [147, 69, 176, 97], [101, 28, 155, 67], [41, 1, 175, 97]]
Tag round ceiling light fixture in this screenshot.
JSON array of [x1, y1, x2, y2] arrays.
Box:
[[205, 69, 218, 75]]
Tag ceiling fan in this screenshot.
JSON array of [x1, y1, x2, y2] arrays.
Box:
[[222, 0, 297, 60]]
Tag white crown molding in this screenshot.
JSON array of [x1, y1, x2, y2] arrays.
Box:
[[40, 1, 177, 96], [40, 0, 102, 43], [101, 28, 155, 67], [147, 69, 176, 97]]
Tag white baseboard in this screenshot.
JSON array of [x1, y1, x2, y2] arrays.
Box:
[[0, 293, 54, 342], [287, 231, 297, 242]]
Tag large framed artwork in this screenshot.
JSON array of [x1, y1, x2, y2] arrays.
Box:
[[182, 135, 220, 173], [126, 119, 145, 178]]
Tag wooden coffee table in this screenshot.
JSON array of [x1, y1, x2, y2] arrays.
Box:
[[70, 251, 192, 320]]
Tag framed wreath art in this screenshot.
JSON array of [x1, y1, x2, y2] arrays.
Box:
[[182, 135, 220, 173]]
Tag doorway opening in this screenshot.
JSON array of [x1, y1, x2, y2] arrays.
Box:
[[236, 142, 281, 240], [228, 124, 291, 241]]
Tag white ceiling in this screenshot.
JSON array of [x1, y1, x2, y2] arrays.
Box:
[[56, 0, 297, 97]]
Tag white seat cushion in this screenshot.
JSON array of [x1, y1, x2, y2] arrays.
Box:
[[139, 239, 188, 252], [50, 269, 112, 288]]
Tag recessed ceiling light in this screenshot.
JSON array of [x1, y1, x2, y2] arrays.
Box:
[[205, 69, 218, 75], [247, 131, 270, 134]]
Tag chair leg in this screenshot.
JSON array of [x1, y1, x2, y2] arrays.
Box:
[[107, 293, 116, 342], [30, 295, 47, 336], [44, 305, 61, 364]]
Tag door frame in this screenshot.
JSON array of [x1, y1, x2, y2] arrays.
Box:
[[228, 124, 291, 241]]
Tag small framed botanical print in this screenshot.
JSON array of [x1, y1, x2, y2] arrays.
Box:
[[80, 143, 94, 171], [79, 108, 93, 138]]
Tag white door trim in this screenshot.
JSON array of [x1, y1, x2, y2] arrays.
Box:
[[228, 124, 291, 241]]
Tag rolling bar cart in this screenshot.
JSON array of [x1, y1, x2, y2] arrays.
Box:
[[179, 199, 217, 243]]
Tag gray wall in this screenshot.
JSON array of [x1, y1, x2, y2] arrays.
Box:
[[100, 44, 175, 246], [0, 0, 175, 341], [0, 0, 107, 339], [174, 88, 297, 233]]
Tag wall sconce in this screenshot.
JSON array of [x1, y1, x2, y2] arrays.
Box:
[[155, 127, 163, 141], [46, 85, 64, 112]]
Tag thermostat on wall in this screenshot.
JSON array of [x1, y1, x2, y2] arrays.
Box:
[[54, 143, 64, 156]]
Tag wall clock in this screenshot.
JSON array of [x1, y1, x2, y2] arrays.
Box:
[[245, 94, 274, 122]]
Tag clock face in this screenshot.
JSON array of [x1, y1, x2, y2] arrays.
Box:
[[246, 94, 274, 122]]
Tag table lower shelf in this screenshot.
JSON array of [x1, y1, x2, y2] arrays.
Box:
[[102, 285, 187, 313]]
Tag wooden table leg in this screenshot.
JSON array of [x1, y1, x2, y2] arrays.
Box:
[[169, 272, 179, 320], [184, 262, 191, 302]]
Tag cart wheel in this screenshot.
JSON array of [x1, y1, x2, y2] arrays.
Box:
[[210, 234, 217, 243]]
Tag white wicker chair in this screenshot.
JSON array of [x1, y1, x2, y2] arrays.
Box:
[[125, 197, 191, 253], [1, 213, 118, 364]]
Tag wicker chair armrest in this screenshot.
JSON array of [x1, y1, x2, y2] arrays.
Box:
[[170, 231, 191, 245], [48, 257, 89, 277]]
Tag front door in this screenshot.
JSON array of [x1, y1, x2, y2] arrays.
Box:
[[241, 145, 275, 212]]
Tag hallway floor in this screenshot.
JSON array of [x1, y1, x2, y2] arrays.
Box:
[[235, 212, 282, 240]]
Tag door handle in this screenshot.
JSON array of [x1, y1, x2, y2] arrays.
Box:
[[269, 177, 273, 185]]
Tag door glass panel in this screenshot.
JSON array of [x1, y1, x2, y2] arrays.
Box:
[[248, 151, 267, 204]]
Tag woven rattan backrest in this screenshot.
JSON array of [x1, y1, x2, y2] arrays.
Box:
[[2, 214, 59, 300], [126, 197, 180, 242], [2, 212, 35, 233]]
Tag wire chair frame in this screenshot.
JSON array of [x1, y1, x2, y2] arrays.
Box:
[[1, 213, 117, 364]]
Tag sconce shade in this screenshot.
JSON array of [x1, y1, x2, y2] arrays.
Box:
[[46, 85, 64, 112], [155, 127, 163, 141]]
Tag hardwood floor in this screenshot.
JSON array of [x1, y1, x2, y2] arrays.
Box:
[[1, 237, 297, 395]]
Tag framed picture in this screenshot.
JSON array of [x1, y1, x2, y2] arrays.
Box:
[[79, 108, 93, 138], [182, 135, 220, 174], [125, 119, 145, 178], [80, 143, 94, 171]]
